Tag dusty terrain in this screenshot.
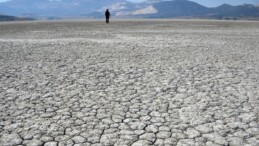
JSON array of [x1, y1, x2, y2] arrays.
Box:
[[0, 20, 258, 146]]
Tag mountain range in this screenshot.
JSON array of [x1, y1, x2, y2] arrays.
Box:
[[0, 0, 259, 19]]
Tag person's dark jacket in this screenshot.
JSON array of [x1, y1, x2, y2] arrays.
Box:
[[105, 10, 110, 18]]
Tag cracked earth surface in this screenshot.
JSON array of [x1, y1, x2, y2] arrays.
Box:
[[0, 20, 259, 146]]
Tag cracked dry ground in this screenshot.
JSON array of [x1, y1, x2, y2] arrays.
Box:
[[0, 20, 259, 146]]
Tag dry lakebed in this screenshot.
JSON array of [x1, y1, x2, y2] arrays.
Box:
[[0, 20, 259, 146]]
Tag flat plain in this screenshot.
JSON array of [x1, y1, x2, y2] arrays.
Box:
[[0, 20, 259, 146]]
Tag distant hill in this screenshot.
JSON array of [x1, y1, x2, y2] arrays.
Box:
[[212, 4, 259, 18], [150, 0, 211, 18], [130, 0, 259, 19], [0, 0, 259, 19], [0, 14, 33, 21]]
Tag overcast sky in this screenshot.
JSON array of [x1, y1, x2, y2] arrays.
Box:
[[0, 0, 258, 7]]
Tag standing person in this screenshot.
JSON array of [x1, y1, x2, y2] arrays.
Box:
[[105, 9, 111, 24]]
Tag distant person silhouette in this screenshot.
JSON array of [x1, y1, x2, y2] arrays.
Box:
[[105, 9, 111, 24]]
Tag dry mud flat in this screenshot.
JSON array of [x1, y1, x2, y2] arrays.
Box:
[[0, 20, 258, 146]]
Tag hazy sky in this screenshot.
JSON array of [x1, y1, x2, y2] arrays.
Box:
[[130, 0, 259, 7], [0, 0, 258, 7]]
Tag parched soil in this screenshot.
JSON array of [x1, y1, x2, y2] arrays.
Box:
[[0, 20, 259, 146]]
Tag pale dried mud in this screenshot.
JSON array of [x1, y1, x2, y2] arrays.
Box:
[[0, 20, 259, 146]]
